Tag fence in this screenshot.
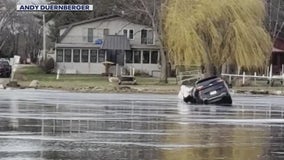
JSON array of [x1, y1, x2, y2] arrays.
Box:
[[176, 64, 284, 86], [222, 64, 284, 86]]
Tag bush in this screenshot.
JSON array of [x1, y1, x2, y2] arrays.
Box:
[[43, 58, 55, 74], [134, 70, 151, 77]]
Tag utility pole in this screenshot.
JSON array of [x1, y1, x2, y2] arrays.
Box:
[[43, 13, 46, 62]]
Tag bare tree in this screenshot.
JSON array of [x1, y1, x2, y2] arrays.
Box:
[[117, 0, 169, 83], [0, 0, 16, 52], [266, 0, 284, 43], [16, 13, 42, 62], [0, 0, 42, 61]]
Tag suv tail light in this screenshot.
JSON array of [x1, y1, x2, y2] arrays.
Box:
[[217, 79, 223, 82], [196, 86, 203, 90]]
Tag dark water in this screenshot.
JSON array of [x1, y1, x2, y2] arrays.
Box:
[[0, 89, 283, 160]]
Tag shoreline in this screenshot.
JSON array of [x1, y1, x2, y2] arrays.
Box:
[[34, 85, 180, 95], [11, 65, 284, 96], [8, 83, 284, 96]]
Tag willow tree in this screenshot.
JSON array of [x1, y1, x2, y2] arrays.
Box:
[[165, 0, 272, 76]]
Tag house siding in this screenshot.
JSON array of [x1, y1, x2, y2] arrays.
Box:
[[55, 16, 161, 77], [60, 17, 160, 46]]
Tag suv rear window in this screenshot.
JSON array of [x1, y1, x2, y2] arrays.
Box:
[[0, 61, 10, 66]]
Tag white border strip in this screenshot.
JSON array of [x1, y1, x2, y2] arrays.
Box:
[[17, 4, 93, 12]]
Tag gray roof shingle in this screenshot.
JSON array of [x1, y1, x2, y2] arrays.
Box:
[[101, 35, 131, 50]]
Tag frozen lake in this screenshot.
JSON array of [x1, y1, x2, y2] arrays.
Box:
[[0, 89, 283, 160]]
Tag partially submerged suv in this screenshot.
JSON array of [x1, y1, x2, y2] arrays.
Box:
[[0, 60, 11, 78], [183, 76, 232, 105]]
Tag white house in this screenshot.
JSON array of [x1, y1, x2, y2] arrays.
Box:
[[54, 15, 161, 76]]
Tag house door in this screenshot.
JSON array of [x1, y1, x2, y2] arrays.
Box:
[[116, 50, 124, 66], [106, 50, 125, 66]]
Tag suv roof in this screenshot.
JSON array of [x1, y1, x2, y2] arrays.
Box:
[[196, 76, 218, 84], [0, 61, 10, 65]]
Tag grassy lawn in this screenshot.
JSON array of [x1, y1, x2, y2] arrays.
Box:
[[14, 65, 179, 92], [14, 65, 284, 94]]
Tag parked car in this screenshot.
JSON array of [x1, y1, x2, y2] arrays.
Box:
[[0, 60, 12, 78], [179, 76, 232, 105]]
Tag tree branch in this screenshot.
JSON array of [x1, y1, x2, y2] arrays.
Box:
[[273, 0, 281, 41], [0, 39, 6, 50], [273, 22, 284, 44]]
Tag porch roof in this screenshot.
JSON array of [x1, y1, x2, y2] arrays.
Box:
[[101, 35, 131, 50], [55, 43, 101, 48], [131, 44, 160, 50]]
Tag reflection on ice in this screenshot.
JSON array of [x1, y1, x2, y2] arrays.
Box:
[[0, 90, 283, 160], [9, 94, 19, 129], [177, 101, 190, 115]]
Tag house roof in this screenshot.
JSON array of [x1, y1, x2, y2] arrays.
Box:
[[101, 35, 131, 50], [58, 15, 119, 29], [58, 15, 120, 42], [55, 43, 101, 48]]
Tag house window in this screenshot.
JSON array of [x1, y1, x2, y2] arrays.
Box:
[[143, 51, 150, 64], [141, 30, 147, 44], [141, 29, 154, 44], [81, 49, 89, 63], [103, 28, 109, 36], [56, 49, 63, 62], [98, 50, 105, 62], [126, 50, 133, 63], [88, 28, 93, 42], [106, 50, 116, 63], [64, 49, 71, 62], [151, 51, 158, 64], [90, 50, 98, 63], [73, 49, 80, 62], [148, 30, 153, 44], [123, 29, 134, 39], [134, 50, 141, 63], [123, 29, 128, 37], [129, 29, 134, 39]]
